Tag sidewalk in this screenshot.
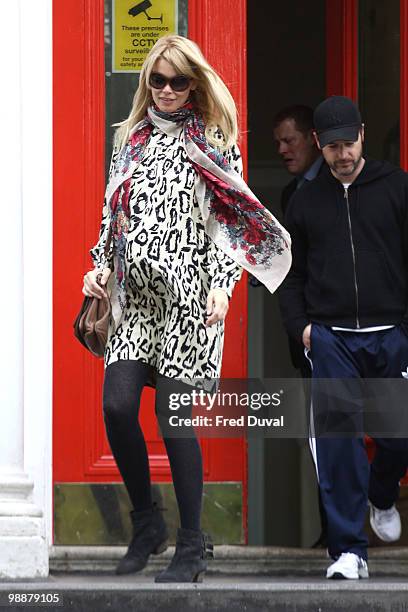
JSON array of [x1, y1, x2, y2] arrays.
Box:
[[1, 547, 408, 611]]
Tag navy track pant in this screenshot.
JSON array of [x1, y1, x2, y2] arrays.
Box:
[[307, 324, 408, 560]]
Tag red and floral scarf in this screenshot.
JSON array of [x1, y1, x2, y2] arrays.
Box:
[[105, 103, 291, 324]]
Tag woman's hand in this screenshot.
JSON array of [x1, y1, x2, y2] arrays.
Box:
[[82, 268, 111, 298], [206, 288, 229, 327]]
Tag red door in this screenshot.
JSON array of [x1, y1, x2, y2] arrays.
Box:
[[53, 0, 248, 544]]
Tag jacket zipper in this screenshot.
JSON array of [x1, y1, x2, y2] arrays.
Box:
[[344, 187, 360, 328]]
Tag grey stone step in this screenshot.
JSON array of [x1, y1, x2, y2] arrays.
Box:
[[2, 574, 408, 611], [50, 545, 408, 577]]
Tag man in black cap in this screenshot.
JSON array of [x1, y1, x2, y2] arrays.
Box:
[[279, 95, 408, 579]]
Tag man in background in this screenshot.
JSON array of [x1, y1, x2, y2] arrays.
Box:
[[273, 105, 327, 548], [273, 105, 323, 217], [273, 105, 324, 379]]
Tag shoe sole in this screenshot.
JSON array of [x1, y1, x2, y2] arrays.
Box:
[[369, 509, 401, 543], [329, 572, 358, 580], [327, 569, 369, 580]]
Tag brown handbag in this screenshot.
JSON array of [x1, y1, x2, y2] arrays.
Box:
[[73, 234, 112, 357]]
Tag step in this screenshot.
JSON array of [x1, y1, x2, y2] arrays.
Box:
[[49, 545, 408, 577], [1, 574, 408, 611]]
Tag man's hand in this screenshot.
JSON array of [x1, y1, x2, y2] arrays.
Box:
[[302, 323, 312, 349], [206, 288, 229, 327]]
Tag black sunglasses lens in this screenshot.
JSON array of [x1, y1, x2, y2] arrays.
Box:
[[149, 73, 166, 89], [149, 73, 190, 92], [171, 76, 190, 92]]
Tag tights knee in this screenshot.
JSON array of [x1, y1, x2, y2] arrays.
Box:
[[103, 396, 137, 426]]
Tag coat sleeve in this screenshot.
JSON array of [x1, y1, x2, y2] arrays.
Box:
[[209, 143, 243, 297], [277, 193, 310, 343], [89, 145, 119, 270]]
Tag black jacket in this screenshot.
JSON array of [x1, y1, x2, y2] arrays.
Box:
[[281, 179, 298, 217], [278, 159, 408, 343], [279, 160, 325, 371], [280, 158, 325, 217]]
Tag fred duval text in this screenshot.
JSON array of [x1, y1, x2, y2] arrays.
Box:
[[168, 415, 285, 428]]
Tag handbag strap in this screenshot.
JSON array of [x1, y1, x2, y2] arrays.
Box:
[[104, 227, 112, 258]]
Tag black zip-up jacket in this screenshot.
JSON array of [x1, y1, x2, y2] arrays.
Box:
[[278, 159, 408, 343]]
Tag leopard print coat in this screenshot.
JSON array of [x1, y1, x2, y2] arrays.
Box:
[[91, 123, 243, 382]]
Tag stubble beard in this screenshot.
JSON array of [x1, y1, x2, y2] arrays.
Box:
[[331, 154, 362, 178]]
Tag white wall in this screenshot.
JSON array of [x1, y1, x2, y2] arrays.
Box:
[[21, 0, 53, 546]]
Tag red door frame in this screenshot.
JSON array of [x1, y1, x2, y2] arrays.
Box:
[[53, 0, 248, 541], [326, 0, 358, 100], [401, 0, 408, 171]]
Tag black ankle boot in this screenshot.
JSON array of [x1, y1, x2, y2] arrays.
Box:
[[154, 528, 213, 583], [116, 503, 168, 575]]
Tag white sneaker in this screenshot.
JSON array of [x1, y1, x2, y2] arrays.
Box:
[[326, 553, 369, 579], [369, 502, 401, 542]]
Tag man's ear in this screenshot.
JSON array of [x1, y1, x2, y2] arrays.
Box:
[[305, 129, 315, 145], [313, 130, 322, 150], [360, 124, 365, 143]]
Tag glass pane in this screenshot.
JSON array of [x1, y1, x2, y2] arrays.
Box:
[[104, 0, 188, 177], [359, 0, 400, 164]]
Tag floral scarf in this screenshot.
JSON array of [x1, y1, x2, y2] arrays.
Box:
[[105, 103, 291, 325]]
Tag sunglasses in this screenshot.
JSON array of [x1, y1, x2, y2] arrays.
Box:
[[149, 72, 192, 92]]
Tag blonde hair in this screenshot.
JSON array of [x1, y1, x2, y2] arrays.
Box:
[[114, 35, 238, 151]]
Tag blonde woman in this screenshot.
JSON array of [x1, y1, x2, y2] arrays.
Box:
[[83, 35, 291, 583]]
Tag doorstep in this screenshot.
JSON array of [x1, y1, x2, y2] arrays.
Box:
[[49, 545, 408, 577]]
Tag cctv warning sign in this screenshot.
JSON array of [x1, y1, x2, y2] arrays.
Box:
[[112, 0, 178, 72]]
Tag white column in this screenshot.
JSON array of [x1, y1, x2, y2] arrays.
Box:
[[0, 0, 49, 579], [21, 0, 53, 556]]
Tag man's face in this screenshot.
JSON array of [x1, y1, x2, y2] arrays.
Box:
[[274, 118, 318, 175], [318, 131, 364, 179]]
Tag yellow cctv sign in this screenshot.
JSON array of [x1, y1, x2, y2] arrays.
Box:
[[112, 0, 178, 73]]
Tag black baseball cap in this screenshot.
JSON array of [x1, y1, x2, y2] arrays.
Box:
[[314, 96, 362, 147]]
